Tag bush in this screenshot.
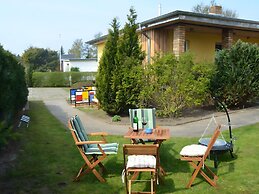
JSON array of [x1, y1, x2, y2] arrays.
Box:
[[32, 72, 97, 87], [140, 53, 215, 117], [112, 115, 121, 122], [0, 45, 28, 148], [211, 40, 259, 107]]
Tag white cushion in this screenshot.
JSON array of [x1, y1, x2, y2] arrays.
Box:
[[126, 155, 156, 169], [180, 144, 207, 156]]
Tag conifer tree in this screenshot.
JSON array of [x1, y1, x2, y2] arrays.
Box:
[[113, 7, 145, 114], [95, 18, 120, 114]]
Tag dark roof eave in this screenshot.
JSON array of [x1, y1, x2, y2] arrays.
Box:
[[140, 10, 259, 31], [62, 58, 97, 62], [87, 10, 259, 44], [86, 35, 108, 45]]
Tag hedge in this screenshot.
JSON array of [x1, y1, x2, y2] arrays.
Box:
[[0, 45, 28, 148], [32, 72, 97, 87]]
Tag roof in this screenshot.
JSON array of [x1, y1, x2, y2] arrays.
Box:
[[86, 35, 108, 45], [61, 58, 97, 62], [140, 10, 259, 31], [61, 54, 76, 60], [86, 10, 259, 44]]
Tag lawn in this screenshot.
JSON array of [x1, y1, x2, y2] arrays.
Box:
[[0, 101, 259, 194]]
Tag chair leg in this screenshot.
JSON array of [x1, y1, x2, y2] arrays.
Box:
[[74, 163, 88, 181], [128, 180, 132, 194], [203, 164, 218, 184], [188, 162, 218, 187], [186, 161, 201, 188], [199, 169, 217, 187], [92, 168, 106, 182], [74, 159, 106, 182], [151, 178, 154, 194]]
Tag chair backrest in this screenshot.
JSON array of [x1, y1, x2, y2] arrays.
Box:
[[74, 115, 89, 141], [69, 116, 89, 152], [129, 108, 156, 129], [203, 125, 221, 159]]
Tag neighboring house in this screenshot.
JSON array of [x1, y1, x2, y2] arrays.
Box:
[[60, 54, 98, 72], [87, 6, 259, 63]]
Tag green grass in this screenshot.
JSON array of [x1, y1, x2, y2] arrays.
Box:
[[1, 101, 259, 193]]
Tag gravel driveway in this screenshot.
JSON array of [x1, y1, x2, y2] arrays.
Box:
[[28, 87, 259, 137]]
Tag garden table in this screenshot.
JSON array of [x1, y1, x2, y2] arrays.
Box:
[[124, 127, 170, 176]]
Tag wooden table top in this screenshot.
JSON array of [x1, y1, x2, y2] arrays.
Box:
[[124, 127, 170, 141]]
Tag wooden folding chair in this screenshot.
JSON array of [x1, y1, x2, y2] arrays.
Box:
[[123, 144, 159, 194], [180, 125, 221, 188], [68, 115, 119, 182]]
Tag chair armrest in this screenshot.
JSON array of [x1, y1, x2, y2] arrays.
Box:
[[88, 132, 108, 136], [88, 132, 108, 143], [76, 140, 106, 145]]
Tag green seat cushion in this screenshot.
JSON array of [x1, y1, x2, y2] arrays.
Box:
[[74, 115, 89, 141], [72, 115, 119, 155], [72, 117, 89, 151], [88, 143, 119, 149], [85, 146, 118, 155]]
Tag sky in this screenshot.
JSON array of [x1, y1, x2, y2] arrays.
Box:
[[1, 0, 259, 56]]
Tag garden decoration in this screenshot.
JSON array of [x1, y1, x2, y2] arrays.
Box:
[[199, 97, 235, 168], [70, 87, 98, 107]]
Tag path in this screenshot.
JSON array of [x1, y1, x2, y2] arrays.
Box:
[[28, 88, 259, 137]]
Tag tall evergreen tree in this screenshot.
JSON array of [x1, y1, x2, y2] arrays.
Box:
[[95, 18, 120, 114], [113, 7, 145, 114]]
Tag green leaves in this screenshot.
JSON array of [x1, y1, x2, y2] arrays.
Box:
[[22, 47, 59, 72], [140, 53, 215, 117], [211, 40, 259, 107], [96, 8, 145, 115], [96, 18, 120, 114], [0, 46, 28, 146]]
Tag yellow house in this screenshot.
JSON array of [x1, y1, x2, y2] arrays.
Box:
[[87, 6, 259, 63]]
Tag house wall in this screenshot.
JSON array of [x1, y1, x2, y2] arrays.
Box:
[[234, 34, 259, 44], [70, 60, 98, 72], [97, 42, 105, 62], [62, 60, 98, 72], [186, 30, 221, 62], [63, 60, 70, 72], [95, 26, 259, 64]]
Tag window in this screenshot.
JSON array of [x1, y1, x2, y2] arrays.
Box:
[[215, 43, 222, 51], [184, 40, 189, 52]]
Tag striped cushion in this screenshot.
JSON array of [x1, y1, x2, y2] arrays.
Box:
[[88, 143, 118, 148], [72, 115, 119, 155], [72, 118, 89, 151], [74, 115, 89, 141], [85, 146, 118, 155]]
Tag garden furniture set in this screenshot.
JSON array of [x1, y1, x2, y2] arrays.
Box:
[[68, 108, 222, 193]]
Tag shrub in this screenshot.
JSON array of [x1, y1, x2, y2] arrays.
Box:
[[112, 115, 121, 122], [32, 72, 96, 87], [0, 45, 28, 148], [140, 53, 215, 117], [211, 40, 259, 107], [70, 67, 80, 72]]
